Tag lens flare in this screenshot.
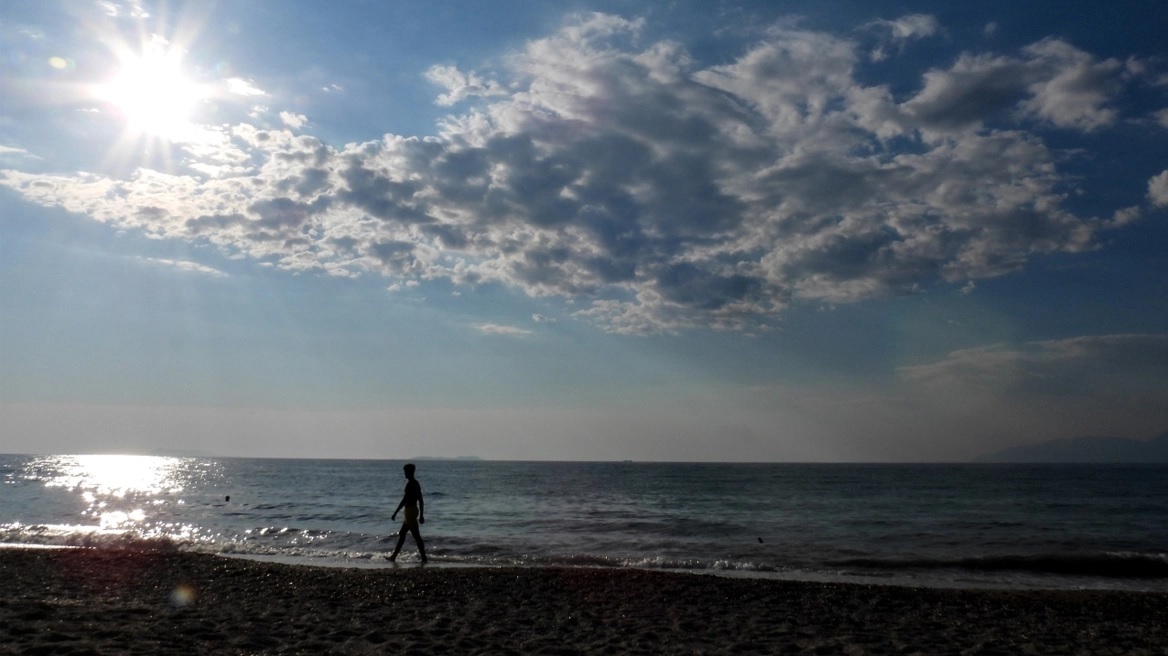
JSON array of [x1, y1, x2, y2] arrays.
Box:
[[170, 583, 197, 608]]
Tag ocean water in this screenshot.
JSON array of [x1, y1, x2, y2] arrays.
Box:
[[2, 455, 1166, 591]]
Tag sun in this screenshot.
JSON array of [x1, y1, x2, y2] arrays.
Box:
[[94, 37, 205, 141]]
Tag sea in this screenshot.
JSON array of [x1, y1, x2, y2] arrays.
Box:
[[2, 455, 1166, 592]]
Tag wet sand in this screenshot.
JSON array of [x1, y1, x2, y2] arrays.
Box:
[[1, 548, 1165, 654]]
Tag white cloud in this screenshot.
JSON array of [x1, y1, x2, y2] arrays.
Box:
[[868, 14, 939, 41], [1021, 39, 1121, 131], [387, 280, 419, 292], [140, 257, 227, 277], [1110, 205, 1142, 226], [865, 14, 939, 61], [226, 77, 267, 97], [0, 14, 1148, 334], [280, 111, 308, 129], [1149, 170, 1168, 207], [99, 0, 149, 19], [425, 65, 506, 106], [0, 145, 38, 159], [475, 323, 533, 336]]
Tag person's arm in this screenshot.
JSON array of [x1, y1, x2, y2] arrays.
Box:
[[391, 496, 405, 520], [418, 489, 425, 524]]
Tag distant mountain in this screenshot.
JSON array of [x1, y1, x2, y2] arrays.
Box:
[[975, 432, 1168, 463]]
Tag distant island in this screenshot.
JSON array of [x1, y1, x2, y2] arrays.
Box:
[[975, 432, 1168, 463]]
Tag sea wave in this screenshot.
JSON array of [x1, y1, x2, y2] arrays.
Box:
[[0, 523, 183, 552], [8, 519, 1167, 580]]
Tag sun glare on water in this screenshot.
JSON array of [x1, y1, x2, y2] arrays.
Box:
[[43, 454, 185, 530], [94, 37, 205, 142]]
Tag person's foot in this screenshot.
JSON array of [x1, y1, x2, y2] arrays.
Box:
[[384, 554, 396, 562]]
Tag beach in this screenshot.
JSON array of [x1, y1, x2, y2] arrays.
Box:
[[1, 548, 1166, 655]]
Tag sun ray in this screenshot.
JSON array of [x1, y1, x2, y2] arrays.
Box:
[[92, 34, 209, 171], [98, 45, 197, 136]]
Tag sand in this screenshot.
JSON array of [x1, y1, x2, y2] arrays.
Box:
[[1, 548, 1165, 655]]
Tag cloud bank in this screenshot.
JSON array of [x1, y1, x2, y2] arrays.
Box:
[[1, 13, 1157, 333], [901, 334, 1168, 397]]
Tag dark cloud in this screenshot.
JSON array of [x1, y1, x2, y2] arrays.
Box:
[[337, 160, 431, 225], [185, 213, 246, 235], [248, 197, 315, 231], [291, 168, 330, 198], [903, 39, 1122, 132], [904, 56, 1032, 129], [368, 240, 418, 275]]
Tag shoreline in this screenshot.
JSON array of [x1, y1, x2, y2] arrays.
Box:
[[3, 548, 1167, 654], [221, 551, 1168, 594], [4, 541, 1166, 593]]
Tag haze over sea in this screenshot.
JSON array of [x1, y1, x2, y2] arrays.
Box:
[[3, 455, 1166, 592]]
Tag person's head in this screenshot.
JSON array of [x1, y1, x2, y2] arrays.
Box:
[[403, 463, 416, 479]]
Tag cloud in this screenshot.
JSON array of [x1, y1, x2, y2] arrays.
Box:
[[903, 39, 1122, 132], [1111, 206, 1142, 226], [0, 145, 38, 159], [0, 13, 1149, 333], [99, 0, 149, 19], [226, 77, 267, 97], [867, 14, 940, 41], [900, 334, 1168, 396], [475, 323, 533, 336], [387, 280, 419, 292], [1149, 170, 1168, 207], [280, 111, 308, 129], [425, 65, 506, 106], [140, 257, 227, 277], [864, 14, 940, 61], [1019, 39, 1122, 131]]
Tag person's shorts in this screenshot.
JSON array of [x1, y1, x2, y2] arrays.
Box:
[[402, 507, 419, 528]]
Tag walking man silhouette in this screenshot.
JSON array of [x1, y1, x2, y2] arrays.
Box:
[[387, 463, 427, 563]]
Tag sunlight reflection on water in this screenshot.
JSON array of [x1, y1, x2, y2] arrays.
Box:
[[37, 454, 184, 529], [41, 454, 184, 495], [16, 454, 222, 536]]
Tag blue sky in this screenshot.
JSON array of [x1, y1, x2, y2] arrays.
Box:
[[1, 0, 1166, 461]]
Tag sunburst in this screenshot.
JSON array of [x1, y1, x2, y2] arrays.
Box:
[[92, 34, 208, 164]]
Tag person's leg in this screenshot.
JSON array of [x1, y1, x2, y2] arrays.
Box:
[[388, 526, 408, 561], [410, 526, 427, 562]]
